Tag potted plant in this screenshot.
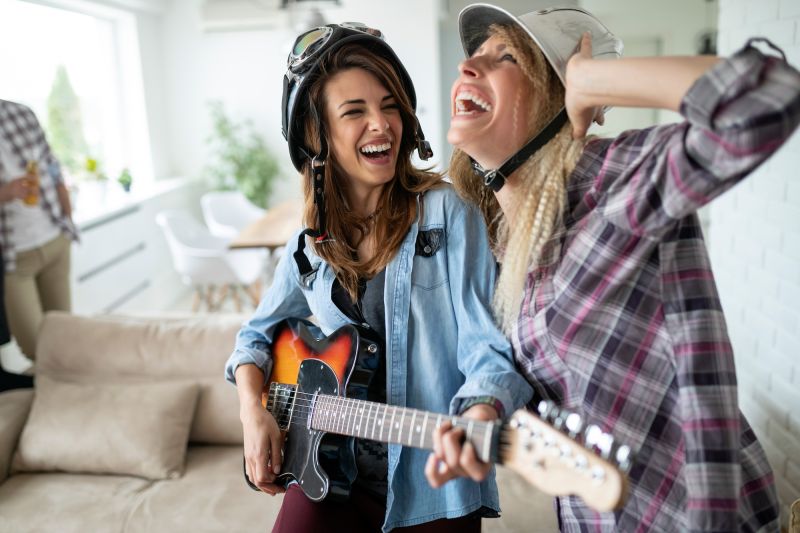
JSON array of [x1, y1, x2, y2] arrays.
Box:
[[204, 101, 278, 209], [118, 168, 133, 192]]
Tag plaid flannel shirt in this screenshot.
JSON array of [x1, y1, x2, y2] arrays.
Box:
[[514, 41, 798, 532], [0, 99, 78, 272]]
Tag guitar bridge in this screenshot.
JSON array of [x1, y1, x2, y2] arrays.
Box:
[[267, 382, 297, 431]]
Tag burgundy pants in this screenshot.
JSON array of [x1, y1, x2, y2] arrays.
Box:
[[272, 484, 482, 533]]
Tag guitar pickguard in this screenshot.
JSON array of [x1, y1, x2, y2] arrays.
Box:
[[269, 320, 380, 502], [276, 359, 343, 501]]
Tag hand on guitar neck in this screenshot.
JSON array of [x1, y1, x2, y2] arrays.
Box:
[[425, 403, 498, 486]]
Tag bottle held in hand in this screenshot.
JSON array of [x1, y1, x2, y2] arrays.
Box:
[[23, 160, 39, 206]]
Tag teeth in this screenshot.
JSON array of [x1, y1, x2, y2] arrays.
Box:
[[455, 91, 492, 114], [360, 142, 391, 154]]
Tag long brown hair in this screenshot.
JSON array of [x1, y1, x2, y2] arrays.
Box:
[[450, 24, 587, 333], [302, 43, 441, 300]]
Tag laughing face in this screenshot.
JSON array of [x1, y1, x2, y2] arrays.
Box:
[[324, 67, 402, 203], [448, 34, 532, 170]]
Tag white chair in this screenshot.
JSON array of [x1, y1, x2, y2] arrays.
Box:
[[155, 210, 265, 312], [201, 191, 266, 239]]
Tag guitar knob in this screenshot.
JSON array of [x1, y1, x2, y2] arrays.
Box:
[[367, 343, 378, 353]]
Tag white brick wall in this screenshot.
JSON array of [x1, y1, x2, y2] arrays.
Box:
[[710, 0, 800, 526]]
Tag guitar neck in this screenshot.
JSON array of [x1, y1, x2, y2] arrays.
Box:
[[270, 385, 500, 463]]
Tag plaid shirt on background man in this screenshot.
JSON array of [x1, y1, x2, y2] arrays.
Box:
[[514, 41, 798, 531], [0, 99, 78, 272]]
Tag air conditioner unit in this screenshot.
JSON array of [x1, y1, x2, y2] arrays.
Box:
[[200, 0, 339, 33]]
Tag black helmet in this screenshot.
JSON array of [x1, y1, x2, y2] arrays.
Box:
[[281, 22, 432, 171]]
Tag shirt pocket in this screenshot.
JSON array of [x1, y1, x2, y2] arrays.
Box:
[[411, 228, 448, 290]]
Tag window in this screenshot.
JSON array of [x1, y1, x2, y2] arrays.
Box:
[[0, 0, 152, 188]]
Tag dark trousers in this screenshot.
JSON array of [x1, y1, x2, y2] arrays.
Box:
[[0, 251, 33, 392], [272, 484, 482, 533]]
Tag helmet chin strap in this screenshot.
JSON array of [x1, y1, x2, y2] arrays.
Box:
[[293, 142, 332, 287], [470, 109, 568, 193]]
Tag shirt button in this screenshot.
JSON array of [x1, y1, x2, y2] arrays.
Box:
[[423, 245, 432, 254]]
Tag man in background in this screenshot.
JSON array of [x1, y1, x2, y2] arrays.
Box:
[[0, 99, 78, 365]]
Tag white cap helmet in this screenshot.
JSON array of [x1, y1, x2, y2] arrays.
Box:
[[458, 4, 623, 88]]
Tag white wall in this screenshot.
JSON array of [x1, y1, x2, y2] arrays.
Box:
[[710, 0, 800, 525], [580, 0, 718, 135], [158, 0, 442, 204]]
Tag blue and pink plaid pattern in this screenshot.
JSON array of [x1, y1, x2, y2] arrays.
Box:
[[513, 41, 798, 531]]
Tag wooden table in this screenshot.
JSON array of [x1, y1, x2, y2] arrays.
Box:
[[229, 199, 304, 250]]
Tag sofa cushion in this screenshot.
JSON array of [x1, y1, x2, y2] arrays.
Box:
[[35, 312, 244, 445], [0, 389, 33, 485], [125, 446, 282, 533], [0, 471, 152, 533], [12, 376, 199, 479]]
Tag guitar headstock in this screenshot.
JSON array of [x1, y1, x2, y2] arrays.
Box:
[[499, 401, 633, 512]]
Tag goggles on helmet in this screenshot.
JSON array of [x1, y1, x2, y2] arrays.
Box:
[[287, 23, 383, 74]]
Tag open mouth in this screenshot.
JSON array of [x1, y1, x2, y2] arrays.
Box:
[[455, 91, 492, 116], [359, 142, 392, 162]]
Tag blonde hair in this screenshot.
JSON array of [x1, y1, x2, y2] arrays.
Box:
[[450, 24, 587, 334], [302, 44, 442, 300]]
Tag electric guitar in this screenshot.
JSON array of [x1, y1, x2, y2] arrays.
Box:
[[245, 318, 633, 512]]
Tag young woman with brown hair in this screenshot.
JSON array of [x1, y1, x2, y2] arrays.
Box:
[[225, 23, 532, 532], [427, 4, 799, 531]]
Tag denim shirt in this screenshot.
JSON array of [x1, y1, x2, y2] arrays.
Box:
[[225, 184, 532, 532]]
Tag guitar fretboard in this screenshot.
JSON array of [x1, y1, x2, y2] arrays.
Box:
[[268, 384, 499, 463]]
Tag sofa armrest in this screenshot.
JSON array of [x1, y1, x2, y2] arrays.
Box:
[[0, 389, 34, 483]]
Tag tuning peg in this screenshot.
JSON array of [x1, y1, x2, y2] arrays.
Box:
[[537, 400, 555, 420], [564, 412, 584, 438], [537, 400, 565, 427], [613, 444, 634, 473], [583, 424, 614, 459], [583, 424, 603, 448], [597, 432, 615, 459]]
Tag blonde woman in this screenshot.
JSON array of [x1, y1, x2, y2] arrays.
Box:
[[225, 23, 531, 532], [427, 4, 799, 531]]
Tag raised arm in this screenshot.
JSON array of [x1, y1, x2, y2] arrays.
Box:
[[567, 33, 719, 137]]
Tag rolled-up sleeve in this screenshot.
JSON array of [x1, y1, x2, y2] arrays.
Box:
[[445, 198, 533, 417]]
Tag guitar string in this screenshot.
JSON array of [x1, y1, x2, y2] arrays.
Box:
[[266, 394, 483, 431], [265, 388, 485, 428], [264, 390, 492, 439]]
